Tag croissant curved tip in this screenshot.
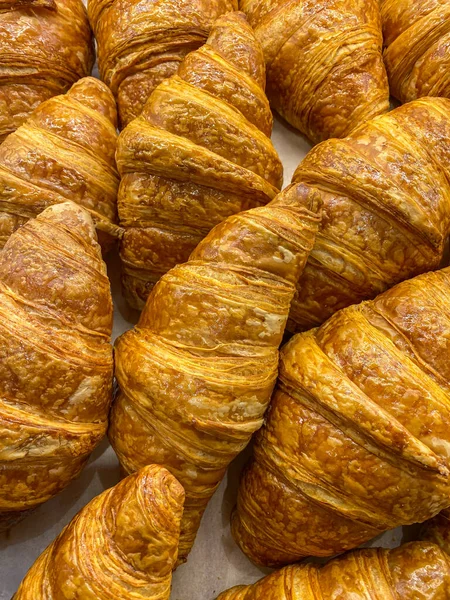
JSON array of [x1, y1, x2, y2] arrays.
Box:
[[35, 201, 98, 246]]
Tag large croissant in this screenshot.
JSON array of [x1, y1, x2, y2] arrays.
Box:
[[216, 541, 450, 599], [87, 0, 237, 128], [111, 181, 321, 562], [14, 465, 184, 600], [0, 202, 114, 531], [0, 77, 119, 251], [117, 11, 283, 309], [232, 266, 450, 567], [382, 0, 450, 103], [239, 0, 389, 143], [0, 0, 94, 143], [288, 96, 450, 332]]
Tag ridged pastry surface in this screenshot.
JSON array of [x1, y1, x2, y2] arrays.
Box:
[[382, 0, 450, 103], [14, 465, 184, 600], [289, 97, 450, 332], [233, 267, 450, 566], [0, 202, 114, 530], [240, 0, 389, 143], [0, 0, 94, 143], [0, 77, 120, 251], [116, 12, 283, 309], [88, 0, 237, 127], [111, 180, 321, 562]]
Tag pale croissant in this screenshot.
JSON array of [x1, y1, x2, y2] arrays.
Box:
[[111, 181, 321, 562], [233, 266, 450, 567], [117, 11, 282, 309], [0, 77, 120, 251], [217, 541, 450, 600], [289, 96, 450, 332], [0, 202, 114, 531], [0, 0, 94, 143], [239, 0, 389, 143], [14, 465, 184, 600], [382, 0, 450, 103], [88, 0, 237, 127]]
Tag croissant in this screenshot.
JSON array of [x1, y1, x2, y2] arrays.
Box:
[[116, 11, 283, 309], [0, 201, 114, 531], [87, 0, 238, 128], [0, 0, 94, 143], [239, 0, 389, 143], [0, 77, 120, 252], [381, 0, 450, 104], [421, 509, 450, 556], [216, 541, 450, 599], [111, 180, 321, 562], [14, 465, 184, 599], [232, 266, 450, 567], [288, 96, 450, 332]]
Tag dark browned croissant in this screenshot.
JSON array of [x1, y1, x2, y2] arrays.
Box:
[[14, 465, 184, 600], [0, 77, 119, 251], [111, 180, 321, 562], [217, 542, 450, 599], [232, 266, 450, 567], [239, 0, 390, 143], [0, 202, 114, 531], [88, 0, 237, 128], [0, 0, 94, 143], [117, 11, 283, 309], [382, 0, 450, 104], [288, 96, 450, 332]]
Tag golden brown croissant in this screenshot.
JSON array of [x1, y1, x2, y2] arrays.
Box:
[[116, 11, 283, 309], [381, 0, 450, 104], [0, 202, 114, 531], [87, 0, 238, 128], [239, 0, 389, 143], [288, 96, 450, 332], [0, 77, 120, 251], [216, 542, 450, 599], [111, 181, 321, 562], [0, 0, 94, 143], [14, 465, 184, 600], [232, 266, 450, 567]]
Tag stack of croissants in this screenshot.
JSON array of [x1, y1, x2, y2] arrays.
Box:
[[2, 0, 450, 597]]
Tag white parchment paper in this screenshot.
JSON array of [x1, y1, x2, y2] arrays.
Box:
[[0, 106, 417, 599]]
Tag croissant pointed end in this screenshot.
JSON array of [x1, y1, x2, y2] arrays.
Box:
[[67, 76, 118, 129], [36, 201, 98, 247]]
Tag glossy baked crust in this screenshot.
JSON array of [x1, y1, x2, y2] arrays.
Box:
[[239, 0, 389, 143], [111, 181, 321, 562], [232, 267, 450, 567], [0, 0, 94, 143], [382, 0, 450, 103], [13, 465, 184, 600], [0, 202, 114, 531], [87, 0, 237, 127], [0, 77, 120, 252], [216, 542, 450, 600], [289, 97, 450, 332], [117, 12, 283, 309]]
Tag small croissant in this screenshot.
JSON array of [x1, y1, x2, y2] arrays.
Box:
[[14, 465, 184, 600], [111, 180, 321, 562], [382, 0, 450, 103], [233, 266, 450, 567], [217, 541, 450, 600], [289, 96, 450, 332], [117, 11, 283, 309], [0, 202, 114, 531], [0, 77, 120, 251], [0, 0, 94, 143], [88, 0, 237, 127], [239, 0, 389, 143]]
